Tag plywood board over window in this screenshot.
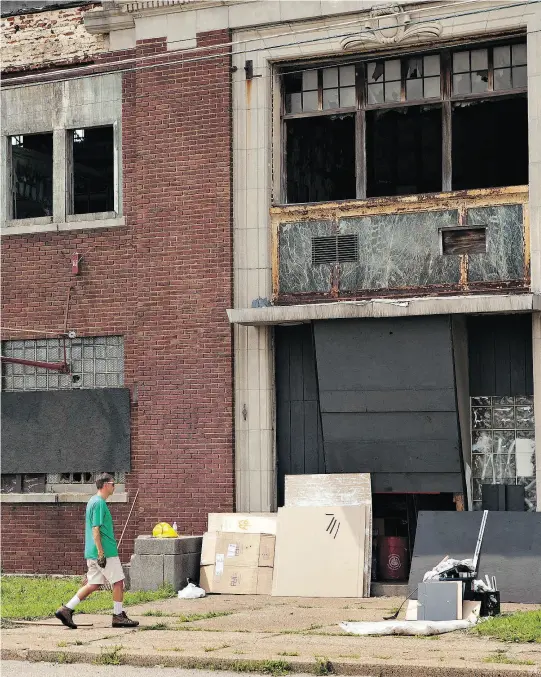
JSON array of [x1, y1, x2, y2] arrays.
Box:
[[272, 505, 366, 597]]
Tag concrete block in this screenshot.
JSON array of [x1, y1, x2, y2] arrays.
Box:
[[129, 554, 164, 591], [122, 563, 131, 591], [134, 535, 203, 556], [164, 553, 201, 590]]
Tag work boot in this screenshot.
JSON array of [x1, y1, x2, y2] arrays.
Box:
[[112, 611, 139, 628], [55, 605, 77, 629]]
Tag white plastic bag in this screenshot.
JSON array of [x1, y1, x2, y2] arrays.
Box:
[[177, 582, 206, 599]]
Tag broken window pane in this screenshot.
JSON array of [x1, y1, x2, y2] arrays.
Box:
[[367, 83, 384, 104], [71, 126, 114, 215], [366, 105, 442, 197], [452, 96, 528, 190], [340, 65, 356, 87], [340, 86, 356, 107], [367, 61, 384, 82], [494, 68, 512, 91], [513, 65, 527, 88], [471, 69, 488, 93], [286, 114, 356, 203], [494, 45, 511, 68], [11, 132, 53, 219]]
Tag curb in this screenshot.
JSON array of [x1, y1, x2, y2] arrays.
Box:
[[2, 648, 539, 677]]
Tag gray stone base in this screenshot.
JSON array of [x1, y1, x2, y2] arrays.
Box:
[[129, 536, 203, 592]]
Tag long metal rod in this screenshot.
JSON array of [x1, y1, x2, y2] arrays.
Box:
[[118, 488, 140, 549], [472, 509, 489, 572], [0, 356, 70, 373]]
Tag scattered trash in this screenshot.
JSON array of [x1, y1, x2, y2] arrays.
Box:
[[178, 581, 206, 599]]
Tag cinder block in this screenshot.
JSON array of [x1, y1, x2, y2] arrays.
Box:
[[122, 563, 131, 591], [164, 552, 201, 590], [129, 554, 164, 591], [134, 535, 203, 556]]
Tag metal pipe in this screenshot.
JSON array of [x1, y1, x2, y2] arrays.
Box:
[[0, 356, 70, 373]]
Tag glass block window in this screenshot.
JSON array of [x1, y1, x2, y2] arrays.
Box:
[[2, 335, 124, 391], [471, 396, 536, 512]]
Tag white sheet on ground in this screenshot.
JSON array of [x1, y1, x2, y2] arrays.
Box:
[[340, 618, 477, 636]]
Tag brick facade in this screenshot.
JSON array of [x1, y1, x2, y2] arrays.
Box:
[[1, 29, 235, 573]]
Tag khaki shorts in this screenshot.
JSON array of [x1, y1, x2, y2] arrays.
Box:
[[86, 555, 125, 585]]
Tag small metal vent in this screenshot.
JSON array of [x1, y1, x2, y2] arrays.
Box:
[[312, 234, 359, 265]]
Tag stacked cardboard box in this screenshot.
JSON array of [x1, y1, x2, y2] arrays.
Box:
[[200, 519, 276, 595], [272, 474, 372, 598]]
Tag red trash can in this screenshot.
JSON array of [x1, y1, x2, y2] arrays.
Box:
[[378, 536, 408, 581]]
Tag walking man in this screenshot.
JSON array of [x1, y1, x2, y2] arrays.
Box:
[[55, 473, 139, 629]]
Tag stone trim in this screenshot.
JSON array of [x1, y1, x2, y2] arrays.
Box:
[[2, 216, 126, 236], [1, 491, 128, 503]]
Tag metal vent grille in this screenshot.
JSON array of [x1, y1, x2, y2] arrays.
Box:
[[312, 235, 359, 265]]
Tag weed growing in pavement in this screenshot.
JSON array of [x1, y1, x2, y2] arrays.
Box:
[[314, 656, 334, 675], [277, 651, 299, 657], [94, 644, 124, 665], [139, 622, 170, 631], [483, 651, 535, 665], [54, 653, 73, 664], [204, 644, 231, 652]]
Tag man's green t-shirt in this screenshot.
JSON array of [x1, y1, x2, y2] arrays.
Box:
[[85, 495, 118, 559]]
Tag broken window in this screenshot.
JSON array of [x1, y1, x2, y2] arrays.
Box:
[[70, 126, 114, 215], [366, 105, 442, 197], [286, 115, 356, 203], [281, 38, 528, 204], [10, 132, 53, 218], [452, 97, 528, 190]]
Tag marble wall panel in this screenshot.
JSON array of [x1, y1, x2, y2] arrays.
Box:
[[339, 211, 460, 291], [278, 220, 333, 293], [467, 205, 525, 281]]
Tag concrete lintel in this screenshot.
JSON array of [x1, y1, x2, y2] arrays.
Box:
[[2, 216, 126, 236], [0, 492, 128, 504], [228, 293, 538, 326], [84, 9, 135, 34]]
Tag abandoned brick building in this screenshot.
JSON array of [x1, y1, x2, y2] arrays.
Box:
[[1, 0, 540, 579]]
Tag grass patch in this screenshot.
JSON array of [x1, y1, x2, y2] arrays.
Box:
[[1, 576, 175, 620], [139, 622, 170, 631], [483, 651, 535, 665], [314, 657, 334, 675], [278, 651, 299, 657], [204, 643, 231, 652], [470, 610, 541, 643], [94, 645, 124, 666], [177, 611, 233, 623]]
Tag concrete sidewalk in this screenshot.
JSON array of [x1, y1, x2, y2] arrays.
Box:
[[3, 595, 540, 676]]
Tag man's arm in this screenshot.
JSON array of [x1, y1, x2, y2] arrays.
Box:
[[92, 525, 104, 558]]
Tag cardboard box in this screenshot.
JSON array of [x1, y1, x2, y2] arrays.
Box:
[[201, 532, 275, 568], [200, 565, 273, 595], [272, 505, 366, 598], [208, 513, 277, 535]]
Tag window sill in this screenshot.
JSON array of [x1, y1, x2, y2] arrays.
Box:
[[1, 492, 129, 504], [2, 215, 126, 236]]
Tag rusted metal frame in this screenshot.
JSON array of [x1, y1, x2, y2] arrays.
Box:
[[280, 119, 287, 204], [275, 280, 531, 305], [282, 107, 357, 120], [457, 204, 469, 289], [488, 45, 494, 92], [356, 63, 366, 200], [442, 50, 453, 193], [523, 201, 531, 282], [271, 210, 280, 299], [449, 87, 527, 104], [270, 186, 528, 220]]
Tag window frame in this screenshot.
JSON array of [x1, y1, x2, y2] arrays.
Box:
[[3, 121, 122, 231], [278, 36, 528, 204]]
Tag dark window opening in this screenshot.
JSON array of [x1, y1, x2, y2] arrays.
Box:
[[11, 132, 53, 219], [312, 234, 359, 265], [452, 96, 528, 190], [1, 473, 46, 494], [366, 105, 442, 197], [442, 227, 486, 255], [71, 126, 115, 215], [286, 114, 356, 203]]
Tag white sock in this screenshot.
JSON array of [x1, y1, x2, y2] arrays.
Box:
[[65, 595, 81, 610], [113, 601, 123, 615]]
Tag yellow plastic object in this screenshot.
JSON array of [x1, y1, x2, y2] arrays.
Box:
[[152, 522, 178, 538]]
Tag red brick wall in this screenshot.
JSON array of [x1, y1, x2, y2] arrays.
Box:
[[1, 30, 235, 573]]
